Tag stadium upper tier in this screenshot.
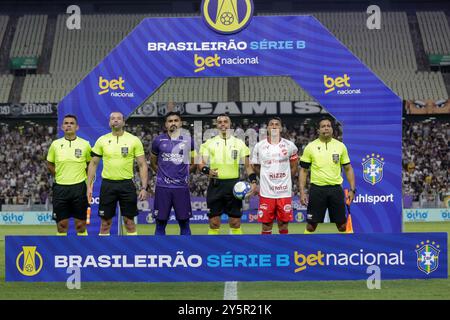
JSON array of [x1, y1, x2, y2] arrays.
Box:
[[417, 11, 450, 55], [0, 11, 447, 103], [9, 15, 47, 59], [0, 74, 13, 103], [0, 15, 9, 51]]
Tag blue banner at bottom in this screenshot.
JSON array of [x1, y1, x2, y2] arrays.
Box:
[[6, 233, 447, 282]]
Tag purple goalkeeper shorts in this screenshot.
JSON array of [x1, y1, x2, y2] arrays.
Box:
[[153, 186, 192, 221]]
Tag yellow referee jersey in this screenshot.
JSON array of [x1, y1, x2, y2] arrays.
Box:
[[199, 135, 249, 179], [91, 131, 144, 180], [300, 138, 350, 186], [47, 137, 92, 185]]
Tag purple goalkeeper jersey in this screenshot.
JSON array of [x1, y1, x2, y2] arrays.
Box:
[[151, 133, 194, 188]]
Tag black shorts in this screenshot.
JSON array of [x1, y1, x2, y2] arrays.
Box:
[[52, 182, 88, 222], [99, 179, 138, 220], [206, 178, 242, 218], [307, 184, 346, 224]]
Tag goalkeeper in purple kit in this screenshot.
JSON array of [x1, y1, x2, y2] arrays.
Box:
[[150, 111, 196, 235]]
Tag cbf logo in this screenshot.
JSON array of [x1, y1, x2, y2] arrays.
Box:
[[416, 240, 440, 275], [362, 154, 384, 185], [202, 0, 254, 34], [16, 246, 43, 276]]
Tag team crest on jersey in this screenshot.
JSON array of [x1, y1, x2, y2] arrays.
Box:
[[416, 241, 440, 274], [121, 147, 129, 157], [362, 154, 384, 185], [231, 149, 238, 159], [74, 148, 82, 158], [332, 154, 339, 164]]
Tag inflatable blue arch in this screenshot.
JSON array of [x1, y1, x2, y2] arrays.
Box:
[[58, 15, 402, 234]]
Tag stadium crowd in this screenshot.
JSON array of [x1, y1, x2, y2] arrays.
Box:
[[402, 119, 449, 205], [0, 118, 448, 207]]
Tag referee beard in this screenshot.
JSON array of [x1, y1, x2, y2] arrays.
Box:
[[87, 112, 148, 236]]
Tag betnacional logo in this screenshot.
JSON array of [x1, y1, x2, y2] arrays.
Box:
[[362, 154, 384, 185], [294, 249, 405, 273], [201, 0, 254, 34], [416, 240, 440, 274], [194, 53, 221, 73], [194, 53, 259, 73], [323, 74, 361, 95], [98, 76, 134, 98], [16, 246, 43, 276]]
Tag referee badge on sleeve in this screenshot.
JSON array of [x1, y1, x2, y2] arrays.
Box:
[[121, 147, 129, 157], [332, 154, 339, 163], [74, 149, 82, 158]]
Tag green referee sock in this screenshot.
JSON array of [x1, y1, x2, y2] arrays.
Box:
[[230, 227, 243, 235], [77, 230, 88, 236], [98, 233, 110, 236], [56, 232, 67, 236], [304, 229, 314, 234], [208, 228, 220, 235], [126, 231, 138, 236]]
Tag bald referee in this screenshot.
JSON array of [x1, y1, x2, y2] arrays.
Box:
[[199, 113, 257, 235], [87, 112, 148, 236], [47, 114, 91, 236]]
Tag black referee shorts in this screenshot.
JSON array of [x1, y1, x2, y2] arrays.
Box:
[[52, 182, 88, 222], [306, 184, 346, 225], [206, 178, 242, 218], [99, 179, 138, 220]]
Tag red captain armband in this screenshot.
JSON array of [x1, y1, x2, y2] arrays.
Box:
[[289, 154, 299, 161]]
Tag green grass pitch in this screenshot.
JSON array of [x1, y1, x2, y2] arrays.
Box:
[[1, 222, 449, 300]]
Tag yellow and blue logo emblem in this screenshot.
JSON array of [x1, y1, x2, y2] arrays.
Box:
[[16, 246, 43, 276], [201, 0, 254, 34], [416, 240, 440, 274], [362, 154, 384, 185]]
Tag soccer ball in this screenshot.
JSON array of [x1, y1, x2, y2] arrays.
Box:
[[233, 181, 251, 200], [220, 12, 234, 25]]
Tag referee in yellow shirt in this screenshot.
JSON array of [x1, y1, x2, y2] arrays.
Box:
[[299, 117, 355, 233], [199, 114, 257, 235], [46, 114, 91, 236], [87, 112, 148, 236]]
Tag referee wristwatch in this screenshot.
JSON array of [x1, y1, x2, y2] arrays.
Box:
[[349, 188, 357, 194]]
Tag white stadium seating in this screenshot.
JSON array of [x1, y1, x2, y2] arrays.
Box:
[[0, 74, 14, 103], [9, 12, 450, 103], [9, 15, 47, 58], [417, 11, 450, 55]]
